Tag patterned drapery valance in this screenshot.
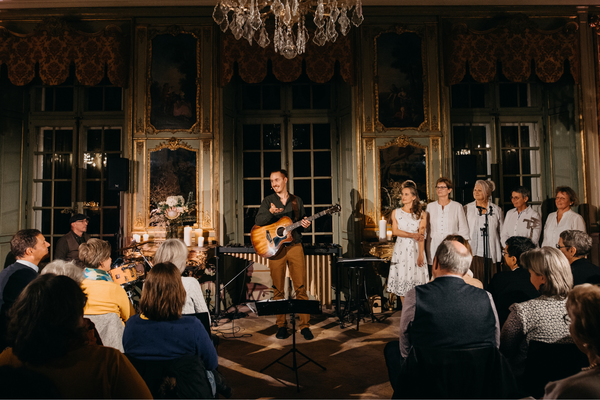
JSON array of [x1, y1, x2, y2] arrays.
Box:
[[445, 15, 580, 85], [219, 30, 354, 86], [0, 17, 128, 87]]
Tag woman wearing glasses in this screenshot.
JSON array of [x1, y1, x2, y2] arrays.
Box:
[[425, 178, 470, 275], [500, 247, 574, 380]]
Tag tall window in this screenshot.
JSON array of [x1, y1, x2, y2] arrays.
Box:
[[30, 73, 125, 257], [237, 72, 337, 245]]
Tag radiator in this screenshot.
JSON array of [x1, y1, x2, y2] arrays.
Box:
[[221, 252, 333, 309]]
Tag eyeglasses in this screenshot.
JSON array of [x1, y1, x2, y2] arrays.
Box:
[[501, 250, 508, 257], [563, 313, 571, 326], [435, 186, 448, 189], [556, 244, 569, 250]]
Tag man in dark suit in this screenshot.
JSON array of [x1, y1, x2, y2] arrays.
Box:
[[54, 213, 90, 263], [384, 240, 500, 392], [558, 230, 600, 285], [488, 236, 539, 327], [0, 229, 50, 347]]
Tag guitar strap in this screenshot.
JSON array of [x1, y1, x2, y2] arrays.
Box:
[[289, 194, 300, 222]]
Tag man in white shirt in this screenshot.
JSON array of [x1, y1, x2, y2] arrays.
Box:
[[501, 186, 541, 247]]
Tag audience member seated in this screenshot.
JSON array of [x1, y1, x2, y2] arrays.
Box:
[[500, 247, 573, 379], [558, 230, 600, 286], [154, 239, 210, 320], [0, 229, 49, 350], [442, 234, 483, 288], [384, 240, 500, 396], [0, 274, 151, 398], [123, 262, 225, 398], [543, 284, 600, 398], [488, 236, 539, 327], [40, 259, 84, 282], [80, 238, 133, 324]]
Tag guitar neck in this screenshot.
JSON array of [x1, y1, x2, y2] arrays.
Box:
[[285, 209, 330, 233]]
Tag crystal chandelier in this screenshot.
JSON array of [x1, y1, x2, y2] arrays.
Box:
[[212, 0, 364, 59]]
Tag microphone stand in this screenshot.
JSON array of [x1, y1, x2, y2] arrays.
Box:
[[478, 204, 493, 289]]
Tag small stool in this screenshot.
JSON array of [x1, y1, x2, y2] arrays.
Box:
[[337, 257, 386, 330]]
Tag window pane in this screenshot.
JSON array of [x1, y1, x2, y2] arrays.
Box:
[[314, 179, 332, 204], [521, 125, 533, 147], [471, 126, 489, 148], [53, 209, 71, 235], [521, 150, 532, 174], [85, 181, 102, 203], [54, 87, 74, 111], [314, 152, 331, 177], [263, 180, 272, 199], [244, 180, 261, 206], [244, 208, 259, 233], [84, 153, 103, 179], [54, 154, 73, 179], [474, 150, 489, 176], [105, 87, 123, 111], [503, 176, 520, 203], [314, 206, 333, 232], [263, 152, 281, 177], [471, 84, 486, 108], [292, 84, 310, 109], [293, 152, 311, 177], [313, 124, 331, 150], [242, 85, 260, 110], [40, 209, 51, 234], [87, 87, 104, 111], [293, 180, 311, 203], [243, 152, 261, 177], [54, 181, 72, 206], [523, 177, 542, 203], [312, 85, 331, 109], [103, 209, 120, 234], [263, 85, 281, 110], [502, 149, 519, 175], [243, 125, 261, 151], [42, 181, 52, 207], [55, 129, 73, 152], [499, 84, 518, 108], [451, 85, 469, 108], [41, 154, 53, 179], [518, 83, 528, 107], [43, 130, 53, 152], [87, 212, 101, 235], [104, 129, 121, 151], [453, 125, 469, 149], [87, 129, 102, 152], [263, 124, 281, 150], [292, 124, 310, 149], [314, 234, 333, 244], [501, 126, 519, 148]]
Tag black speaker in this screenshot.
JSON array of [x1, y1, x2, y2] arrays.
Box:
[[455, 155, 477, 188], [107, 157, 129, 191]]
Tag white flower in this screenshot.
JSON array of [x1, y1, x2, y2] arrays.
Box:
[[166, 196, 185, 207]]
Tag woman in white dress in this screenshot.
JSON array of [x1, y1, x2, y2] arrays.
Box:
[[464, 179, 504, 288], [425, 177, 470, 269], [541, 186, 586, 248], [387, 181, 427, 302]]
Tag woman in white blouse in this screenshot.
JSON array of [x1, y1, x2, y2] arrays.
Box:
[[464, 179, 504, 287], [425, 177, 470, 269], [541, 186, 586, 248]]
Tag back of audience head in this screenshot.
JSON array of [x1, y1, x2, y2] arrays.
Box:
[[139, 262, 186, 321], [7, 274, 88, 365], [40, 259, 85, 283], [154, 239, 188, 274], [520, 247, 572, 297], [434, 240, 473, 276], [443, 234, 473, 256], [78, 238, 111, 270], [559, 230, 592, 258], [10, 229, 48, 263], [566, 284, 600, 357], [505, 236, 536, 268]]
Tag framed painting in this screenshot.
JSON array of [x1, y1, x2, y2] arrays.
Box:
[[147, 28, 200, 133], [148, 138, 199, 227], [378, 136, 428, 220], [374, 27, 428, 131]]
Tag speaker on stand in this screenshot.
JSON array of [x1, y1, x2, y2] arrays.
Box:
[[454, 154, 477, 204]]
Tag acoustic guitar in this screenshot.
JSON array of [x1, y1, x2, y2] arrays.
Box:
[[251, 204, 341, 258]]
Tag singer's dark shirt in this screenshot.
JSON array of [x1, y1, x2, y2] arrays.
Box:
[[255, 193, 307, 244]]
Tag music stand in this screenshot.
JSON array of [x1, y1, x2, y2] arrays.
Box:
[[256, 299, 326, 392]]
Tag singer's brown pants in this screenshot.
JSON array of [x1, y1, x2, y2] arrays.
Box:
[[268, 242, 310, 329]]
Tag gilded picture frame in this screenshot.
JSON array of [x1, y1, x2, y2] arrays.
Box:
[[378, 135, 428, 220], [374, 26, 429, 132], [146, 26, 201, 134], [147, 138, 200, 227]]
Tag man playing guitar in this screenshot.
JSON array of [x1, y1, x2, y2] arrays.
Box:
[[254, 169, 313, 340]]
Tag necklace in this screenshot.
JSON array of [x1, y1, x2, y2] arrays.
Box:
[[581, 363, 598, 371]]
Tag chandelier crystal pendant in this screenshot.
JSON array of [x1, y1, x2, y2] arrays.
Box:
[[213, 0, 363, 59]]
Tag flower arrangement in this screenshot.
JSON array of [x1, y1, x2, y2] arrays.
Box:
[[150, 192, 196, 234]]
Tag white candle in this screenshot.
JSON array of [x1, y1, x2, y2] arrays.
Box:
[[387, 230, 393, 241], [184, 226, 192, 246], [195, 229, 203, 244], [142, 233, 149, 242], [199, 237, 204, 246], [132, 234, 141, 243], [378, 218, 387, 241]]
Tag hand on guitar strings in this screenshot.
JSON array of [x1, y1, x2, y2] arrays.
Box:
[[269, 203, 284, 214], [300, 217, 311, 228]]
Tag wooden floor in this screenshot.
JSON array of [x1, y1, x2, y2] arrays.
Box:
[[213, 305, 398, 399]]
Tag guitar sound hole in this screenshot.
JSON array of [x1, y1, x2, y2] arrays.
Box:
[[276, 227, 286, 237]]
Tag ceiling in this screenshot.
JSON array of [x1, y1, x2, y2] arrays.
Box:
[[0, 0, 598, 8]]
